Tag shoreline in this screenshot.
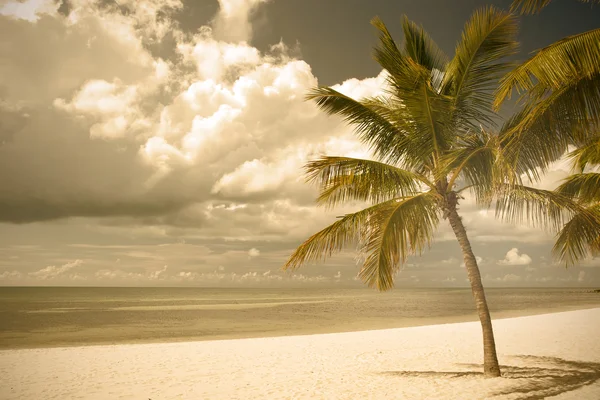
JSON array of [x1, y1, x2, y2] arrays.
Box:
[[2, 307, 599, 399], [2, 302, 598, 351]]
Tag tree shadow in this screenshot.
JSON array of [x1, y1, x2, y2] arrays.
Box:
[[380, 355, 600, 399]]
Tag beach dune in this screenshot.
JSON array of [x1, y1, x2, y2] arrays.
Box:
[[1, 308, 599, 399]]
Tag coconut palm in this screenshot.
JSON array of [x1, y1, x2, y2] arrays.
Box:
[[283, 7, 574, 377]]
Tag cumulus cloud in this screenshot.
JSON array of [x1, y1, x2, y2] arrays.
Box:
[[497, 248, 532, 266], [0, 0, 369, 231], [0, 270, 22, 280], [149, 265, 168, 280], [29, 259, 83, 280], [248, 247, 260, 257], [499, 273, 522, 282], [0, 0, 59, 21], [212, 0, 268, 42], [91, 265, 353, 286]]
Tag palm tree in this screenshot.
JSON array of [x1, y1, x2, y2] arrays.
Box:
[[495, 1, 600, 264], [282, 7, 572, 377]]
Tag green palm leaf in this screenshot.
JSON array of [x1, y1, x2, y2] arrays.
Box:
[[283, 193, 439, 291], [357, 193, 439, 290], [499, 105, 582, 184], [371, 16, 414, 82], [496, 29, 600, 103], [494, 184, 578, 231], [283, 200, 391, 271], [568, 134, 600, 171], [401, 15, 448, 73], [498, 75, 600, 174], [444, 6, 519, 129], [556, 173, 600, 204], [552, 136, 600, 265], [510, 0, 600, 14], [372, 16, 455, 161], [441, 131, 499, 204], [306, 87, 428, 167], [553, 204, 600, 265], [305, 156, 430, 208]]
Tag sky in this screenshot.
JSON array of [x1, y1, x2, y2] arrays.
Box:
[[0, 0, 599, 288]]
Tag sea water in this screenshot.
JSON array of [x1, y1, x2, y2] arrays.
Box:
[[1, 286, 599, 349]]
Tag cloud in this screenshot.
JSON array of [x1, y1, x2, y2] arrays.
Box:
[[497, 248, 532, 266], [0, 270, 22, 280], [499, 273, 522, 282], [248, 247, 260, 257], [0, 0, 348, 230], [54, 78, 153, 140], [29, 259, 83, 280], [578, 271, 586, 282], [0, 0, 59, 22], [211, 0, 268, 42], [440, 257, 459, 265], [149, 265, 168, 280]]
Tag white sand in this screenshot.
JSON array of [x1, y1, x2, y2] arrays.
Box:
[[1, 308, 599, 400]]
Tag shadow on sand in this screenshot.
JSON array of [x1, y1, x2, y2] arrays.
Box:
[[380, 355, 600, 399]]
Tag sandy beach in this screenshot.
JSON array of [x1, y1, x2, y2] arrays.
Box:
[[1, 307, 599, 399]]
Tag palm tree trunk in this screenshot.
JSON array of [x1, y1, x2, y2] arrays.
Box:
[[446, 206, 501, 377]]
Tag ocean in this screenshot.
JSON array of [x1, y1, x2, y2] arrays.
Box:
[[1, 287, 599, 349]]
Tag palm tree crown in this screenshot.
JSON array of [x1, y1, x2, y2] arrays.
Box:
[[284, 7, 565, 290]]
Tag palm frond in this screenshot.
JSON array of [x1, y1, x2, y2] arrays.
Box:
[[401, 15, 448, 73], [444, 6, 519, 129], [372, 16, 456, 164], [510, 0, 600, 15], [556, 173, 600, 205], [359, 96, 434, 169], [495, 28, 600, 107], [440, 131, 501, 205], [510, 0, 553, 14], [283, 200, 395, 271], [553, 204, 600, 265], [401, 76, 455, 161], [514, 75, 600, 147], [371, 16, 413, 80], [283, 193, 440, 292], [305, 156, 429, 208], [568, 134, 600, 171], [498, 106, 573, 181], [494, 184, 579, 231], [306, 88, 415, 166], [357, 193, 440, 290]]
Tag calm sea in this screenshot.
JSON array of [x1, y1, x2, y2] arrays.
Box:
[[1, 287, 599, 349]]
